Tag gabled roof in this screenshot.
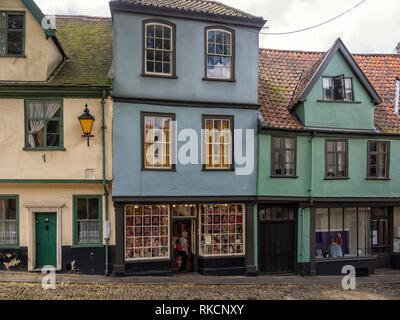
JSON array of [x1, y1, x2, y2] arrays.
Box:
[[21, 0, 65, 57], [110, 0, 266, 29], [258, 47, 400, 134], [0, 15, 113, 88], [293, 38, 382, 107]]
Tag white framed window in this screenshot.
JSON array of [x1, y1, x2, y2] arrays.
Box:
[[203, 116, 233, 170], [125, 205, 170, 261], [199, 204, 245, 257], [205, 27, 234, 80], [144, 21, 174, 76], [142, 112, 175, 170]]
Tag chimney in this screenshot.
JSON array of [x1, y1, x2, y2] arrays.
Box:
[[395, 78, 399, 114], [397, 43, 400, 55]]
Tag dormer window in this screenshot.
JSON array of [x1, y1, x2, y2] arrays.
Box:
[[143, 20, 175, 77], [0, 12, 24, 56], [205, 27, 235, 81], [322, 76, 353, 102]]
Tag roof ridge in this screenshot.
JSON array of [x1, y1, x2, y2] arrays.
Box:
[[259, 47, 400, 57], [54, 15, 112, 20]]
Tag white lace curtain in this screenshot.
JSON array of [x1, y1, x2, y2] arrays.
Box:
[[28, 101, 61, 148]]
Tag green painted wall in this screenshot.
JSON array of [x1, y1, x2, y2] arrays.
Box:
[[258, 134, 311, 197], [298, 208, 310, 263], [258, 134, 400, 198], [295, 52, 375, 130]]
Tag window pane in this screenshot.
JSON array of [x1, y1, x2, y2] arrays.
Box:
[[7, 31, 23, 55], [394, 208, 400, 253], [88, 198, 99, 220], [0, 198, 17, 245], [77, 221, 99, 244], [322, 78, 332, 100], [344, 208, 357, 257], [358, 208, 370, 256], [316, 208, 329, 258], [8, 15, 24, 29], [77, 199, 87, 220], [330, 208, 343, 243]]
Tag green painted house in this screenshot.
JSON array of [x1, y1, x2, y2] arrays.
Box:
[[257, 38, 400, 275]]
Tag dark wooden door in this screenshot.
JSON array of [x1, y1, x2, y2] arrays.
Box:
[[260, 221, 296, 274]]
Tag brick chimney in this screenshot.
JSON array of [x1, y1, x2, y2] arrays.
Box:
[[397, 42, 400, 55]]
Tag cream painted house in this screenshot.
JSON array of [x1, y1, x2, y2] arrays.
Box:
[[0, 0, 114, 274]]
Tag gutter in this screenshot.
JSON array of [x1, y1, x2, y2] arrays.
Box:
[[102, 90, 110, 276]]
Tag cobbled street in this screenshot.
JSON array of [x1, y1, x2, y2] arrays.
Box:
[[0, 282, 399, 300]]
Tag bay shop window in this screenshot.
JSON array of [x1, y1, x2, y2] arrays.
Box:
[[124, 204, 246, 261], [316, 207, 370, 259]]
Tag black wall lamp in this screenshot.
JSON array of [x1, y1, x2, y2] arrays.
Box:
[[78, 104, 95, 146]]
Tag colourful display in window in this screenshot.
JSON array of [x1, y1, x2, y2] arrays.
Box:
[[125, 205, 169, 260], [199, 204, 245, 256]]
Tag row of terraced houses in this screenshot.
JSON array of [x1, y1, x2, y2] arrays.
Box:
[[0, 0, 399, 277]]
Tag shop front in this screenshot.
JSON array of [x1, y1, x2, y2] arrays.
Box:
[[113, 200, 253, 276], [311, 205, 400, 275]]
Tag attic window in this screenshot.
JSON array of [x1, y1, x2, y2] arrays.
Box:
[[0, 12, 25, 56], [322, 76, 353, 102]]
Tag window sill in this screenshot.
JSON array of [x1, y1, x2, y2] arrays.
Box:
[[141, 167, 176, 172], [203, 168, 235, 172], [23, 147, 66, 151], [141, 73, 177, 79], [316, 256, 373, 262], [317, 99, 362, 104], [125, 258, 171, 264], [270, 175, 298, 179], [0, 55, 26, 58], [0, 245, 21, 249], [71, 244, 104, 249], [366, 177, 391, 181], [203, 77, 236, 83], [324, 177, 350, 180]]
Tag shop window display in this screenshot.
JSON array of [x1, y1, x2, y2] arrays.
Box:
[[199, 204, 245, 257], [125, 205, 169, 261]]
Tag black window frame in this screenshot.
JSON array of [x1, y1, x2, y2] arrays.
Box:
[[270, 136, 297, 178], [322, 75, 354, 102], [367, 141, 390, 180], [325, 139, 349, 179]]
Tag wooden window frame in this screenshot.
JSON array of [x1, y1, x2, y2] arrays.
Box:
[[198, 203, 246, 257], [202, 114, 234, 171], [24, 98, 64, 151], [0, 11, 25, 57], [0, 195, 19, 249], [142, 19, 176, 79], [321, 76, 354, 102], [72, 195, 103, 248], [203, 26, 235, 82], [270, 136, 297, 178], [325, 139, 349, 179], [141, 111, 176, 171], [367, 140, 390, 180], [125, 204, 171, 262]]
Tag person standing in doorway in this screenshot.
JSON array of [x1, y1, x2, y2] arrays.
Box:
[[179, 230, 189, 272]]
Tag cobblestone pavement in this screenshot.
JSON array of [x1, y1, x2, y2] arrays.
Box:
[[0, 282, 399, 300]]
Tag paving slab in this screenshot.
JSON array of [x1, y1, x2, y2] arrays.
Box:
[[0, 269, 399, 286]]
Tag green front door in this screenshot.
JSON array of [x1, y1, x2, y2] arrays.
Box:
[[35, 213, 57, 268]]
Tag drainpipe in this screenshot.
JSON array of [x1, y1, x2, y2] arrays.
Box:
[[309, 131, 317, 275], [102, 90, 110, 276], [309, 131, 316, 205]]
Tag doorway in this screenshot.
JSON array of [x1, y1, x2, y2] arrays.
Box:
[[371, 207, 391, 268], [259, 207, 297, 274], [172, 219, 196, 273], [35, 213, 57, 268]]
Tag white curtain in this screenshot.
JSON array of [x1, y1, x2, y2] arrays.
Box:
[[28, 101, 61, 148]]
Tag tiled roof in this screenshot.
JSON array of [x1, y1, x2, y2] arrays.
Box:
[[258, 49, 400, 134], [110, 0, 265, 25], [48, 15, 113, 87]]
